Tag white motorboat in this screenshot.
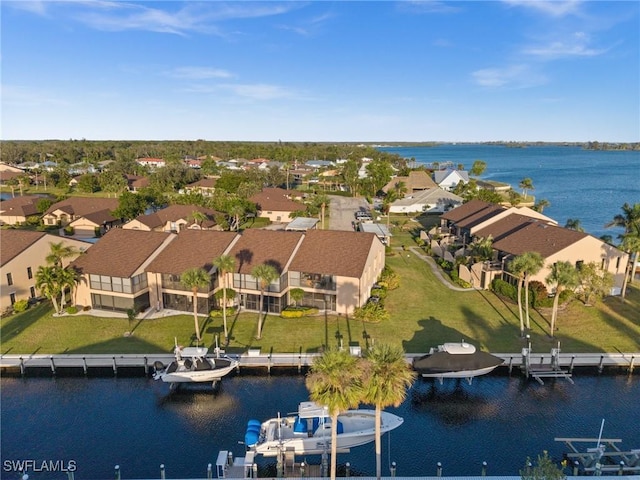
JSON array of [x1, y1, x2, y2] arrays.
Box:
[[244, 401, 404, 457], [412, 341, 504, 382], [152, 345, 238, 385]]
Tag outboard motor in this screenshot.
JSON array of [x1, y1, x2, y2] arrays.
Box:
[[153, 361, 165, 373]]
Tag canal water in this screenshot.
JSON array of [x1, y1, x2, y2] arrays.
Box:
[[2, 370, 638, 479]]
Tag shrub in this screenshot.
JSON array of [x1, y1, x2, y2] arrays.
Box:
[[352, 303, 390, 323], [370, 287, 387, 299], [66, 305, 78, 315], [12, 299, 29, 313], [209, 307, 237, 318], [529, 280, 548, 307], [280, 306, 319, 318], [64, 226, 75, 236], [379, 265, 400, 290], [492, 278, 517, 302]]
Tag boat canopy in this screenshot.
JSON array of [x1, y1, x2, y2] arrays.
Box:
[[178, 347, 208, 358]]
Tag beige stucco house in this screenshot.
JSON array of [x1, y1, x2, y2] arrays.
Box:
[[0, 195, 41, 225], [42, 197, 120, 237], [249, 188, 306, 223], [122, 204, 222, 232], [0, 230, 91, 312]]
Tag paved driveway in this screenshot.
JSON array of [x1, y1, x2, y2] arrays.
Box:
[[328, 195, 371, 231]]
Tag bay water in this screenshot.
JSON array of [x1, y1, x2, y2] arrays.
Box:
[[378, 144, 640, 240]]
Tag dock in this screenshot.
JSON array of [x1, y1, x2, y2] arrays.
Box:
[[0, 349, 637, 377], [555, 437, 640, 475]]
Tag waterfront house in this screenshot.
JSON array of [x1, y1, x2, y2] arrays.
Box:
[[144, 229, 239, 314], [433, 169, 469, 191], [0, 195, 41, 225], [249, 188, 306, 223], [72, 229, 174, 313], [0, 230, 90, 312], [71, 228, 384, 316], [122, 204, 222, 233], [437, 199, 629, 294], [42, 197, 120, 237]]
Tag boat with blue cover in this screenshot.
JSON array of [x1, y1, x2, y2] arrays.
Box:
[[244, 401, 404, 457]]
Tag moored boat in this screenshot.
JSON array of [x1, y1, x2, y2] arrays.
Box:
[[152, 345, 238, 385], [245, 401, 404, 457], [412, 341, 504, 382]]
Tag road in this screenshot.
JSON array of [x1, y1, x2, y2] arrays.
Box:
[[328, 195, 371, 231]]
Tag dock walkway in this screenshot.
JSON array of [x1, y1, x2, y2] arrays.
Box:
[[0, 351, 637, 376]]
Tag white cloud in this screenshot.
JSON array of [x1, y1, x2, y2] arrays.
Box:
[[471, 64, 546, 89], [397, 1, 462, 14], [168, 67, 234, 80], [219, 83, 299, 100], [502, 0, 583, 17], [522, 32, 608, 59]]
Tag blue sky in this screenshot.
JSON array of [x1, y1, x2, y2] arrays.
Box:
[[2, 1, 638, 142]]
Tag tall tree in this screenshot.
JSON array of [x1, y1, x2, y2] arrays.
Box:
[[508, 256, 527, 337], [35, 265, 62, 314], [46, 242, 78, 267], [533, 199, 550, 213], [213, 254, 236, 340], [545, 261, 579, 337], [470, 160, 487, 177], [251, 264, 279, 339], [112, 190, 148, 220], [362, 344, 415, 480], [180, 267, 211, 342], [305, 349, 364, 480], [519, 178, 534, 199], [518, 252, 544, 329], [564, 218, 584, 232], [606, 202, 640, 297]]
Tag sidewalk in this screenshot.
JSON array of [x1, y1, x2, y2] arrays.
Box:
[[407, 246, 474, 292]]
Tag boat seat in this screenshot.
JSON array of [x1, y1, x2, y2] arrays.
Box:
[[184, 359, 193, 369], [166, 362, 178, 374], [194, 359, 211, 370]]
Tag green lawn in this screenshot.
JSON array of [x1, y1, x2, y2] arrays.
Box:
[[2, 251, 639, 355]]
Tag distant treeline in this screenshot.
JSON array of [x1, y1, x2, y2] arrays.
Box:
[[0, 140, 403, 166]]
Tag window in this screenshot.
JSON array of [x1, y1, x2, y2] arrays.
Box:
[[616, 257, 621, 269], [27, 267, 33, 279], [10, 293, 16, 305], [6, 273, 13, 286], [30, 286, 36, 298]]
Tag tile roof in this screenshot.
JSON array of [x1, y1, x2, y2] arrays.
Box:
[[227, 229, 304, 274], [289, 230, 378, 278], [145, 230, 238, 274], [390, 188, 462, 207], [249, 188, 306, 213], [44, 197, 119, 218], [0, 195, 41, 217], [0, 230, 46, 266], [492, 222, 588, 258], [71, 229, 171, 277]]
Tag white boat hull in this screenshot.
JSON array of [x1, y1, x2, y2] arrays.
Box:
[[419, 364, 501, 379], [248, 407, 404, 457], [158, 363, 237, 383], [152, 347, 238, 384]]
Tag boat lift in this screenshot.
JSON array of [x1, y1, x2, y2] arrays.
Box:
[[522, 338, 574, 385], [555, 420, 640, 475]]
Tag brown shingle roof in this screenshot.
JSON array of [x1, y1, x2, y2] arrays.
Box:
[[145, 230, 238, 274], [289, 230, 378, 278], [455, 203, 506, 230], [473, 213, 541, 242], [0, 195, 40, 217], [45, 197, 119, 218], [71, 229, 171, 277], [134, 204, 219, 229], [382, 171, 438, 193], [0, 230, 46, 266], [227, 229, 304, 274], [249, 188, 306, 213], [440, 199, 495, 223], [492, 222, 588, 258]]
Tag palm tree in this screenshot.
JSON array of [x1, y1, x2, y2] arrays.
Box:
[[180, 267, 211, 342], [251, 264, 279, 339], [35, 265, 62, 314], [58, 267, 81, 310], [46, 242, 77, 267], [533, 198, 550, 213], [564, 218, 584, 232], [468, 235, 493, 263], [545, 261, 579, 337], [305, 348, 364, 480], [518, 252, 544, 330], [362, 344, 415, 480], [228, 203, 245, 231], [606, 202, 640, 297], [190, 210, 207, 228], [507, 256, 527, 337], [212, 254, 236, 340], [519, 178, 534, 200]]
